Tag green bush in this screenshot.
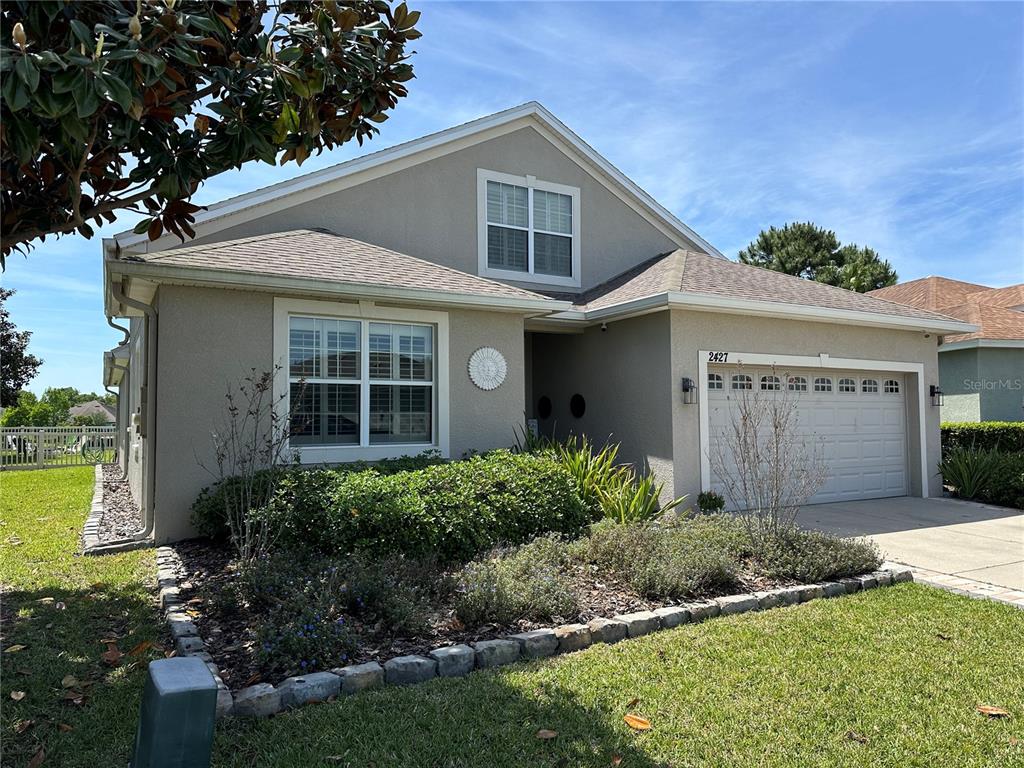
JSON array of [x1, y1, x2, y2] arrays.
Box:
[[582, 517, 743, 599], [754, 528, 882, 583], [976, 452, 1024, 510], [939, 446, 1002, 500], [942, 422, 1024, 453], [697, 491, 725, 514], [257, 450, 590, 563], [455, 534, 578, 628], [190, 452, 448, 542], [340, 551, 450, 636]]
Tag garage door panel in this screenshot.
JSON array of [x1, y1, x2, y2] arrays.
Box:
[[707, 366, 908, 505]]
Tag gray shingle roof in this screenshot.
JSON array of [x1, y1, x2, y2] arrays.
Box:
[[576, 249, 964, 323], [122, 229, 553, 302]]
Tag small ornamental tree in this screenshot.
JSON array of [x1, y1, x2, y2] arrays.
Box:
[[0, 0, 421, 265]]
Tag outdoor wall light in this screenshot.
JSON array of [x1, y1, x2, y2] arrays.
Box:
[[681, 377, 697, 405], [930, 385, 944, 407]]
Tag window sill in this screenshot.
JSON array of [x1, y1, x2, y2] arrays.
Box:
[[290, 442, 443, 465], [479, 266, 581, 289]]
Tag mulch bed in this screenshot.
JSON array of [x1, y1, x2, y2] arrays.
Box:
[[174, 538, 785, 689], [99, 464, 142, 541]]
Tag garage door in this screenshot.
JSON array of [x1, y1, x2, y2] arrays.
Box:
[[707, 367, 908, 504]]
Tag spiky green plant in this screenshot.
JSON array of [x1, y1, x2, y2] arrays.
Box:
[[556, 437, 626, 518], [938, 446, 1001, 500], [599, 470, 688, 525]]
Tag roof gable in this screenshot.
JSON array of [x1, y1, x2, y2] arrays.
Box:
[[110, 102, 722, 259]]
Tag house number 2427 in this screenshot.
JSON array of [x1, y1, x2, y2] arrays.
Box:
[[707, 351, 729, 363]]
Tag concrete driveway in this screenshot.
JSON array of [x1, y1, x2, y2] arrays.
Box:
[[796, 497, 1024, 591]]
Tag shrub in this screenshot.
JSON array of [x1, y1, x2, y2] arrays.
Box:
[[339, 551, 450, 636], [191, 451, 447, 542], [697, 491, 725, 514], [976, 452, 1024, 510], [942, 422, 1024, 454], [455, 534, 578, 628], [754, 528, 881, 583], [554, 437, 625, 518], [582, 517, 742, 599], [256, 450, 590, 563], [939, 446, 1002, 499], [230, 552, 357, 676], [599, 470, 688, 524]]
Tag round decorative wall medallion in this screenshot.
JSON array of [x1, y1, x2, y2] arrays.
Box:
[[468, 347, 507, 391]]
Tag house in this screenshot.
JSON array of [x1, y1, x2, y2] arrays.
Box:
[[102, 103, 974, 543], [868, 277, 1024, 422], [68, 400, 117, 425]]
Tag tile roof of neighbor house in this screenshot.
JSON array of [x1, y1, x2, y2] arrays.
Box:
[[574, 250, 963, 323], [118, 229, 553, 303], [867, 276, 1024, 343], [867, 276, 991, 311]]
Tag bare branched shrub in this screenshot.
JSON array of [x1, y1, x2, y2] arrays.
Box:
[[709, 365, 827, 539], [200, 366, 300, 562]]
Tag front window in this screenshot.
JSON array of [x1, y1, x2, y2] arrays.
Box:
[[838, 378, 857, 393], [288, 316, 434, 446], [479, 170, 580, 286], [760, 375, 781, 391], [884, 379, 901, 394], [708, 373, 723, 390], [788, 376, 808, 392], [814, 377, 832, 392]]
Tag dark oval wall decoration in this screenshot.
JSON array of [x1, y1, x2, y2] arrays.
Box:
[[537, 395, 552, 419], [570, 393, 586, 418]]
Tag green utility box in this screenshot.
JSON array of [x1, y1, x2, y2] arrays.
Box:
[[130, 656, 217, 768]]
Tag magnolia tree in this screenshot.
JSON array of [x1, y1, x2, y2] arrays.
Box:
[[709, 366, 828, 539], [0, 0, 420, 265]]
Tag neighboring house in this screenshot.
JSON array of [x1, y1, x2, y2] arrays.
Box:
[[102, 103, 973, 543], [68, 400, 117, 425], [868, 277, 1024, 422]]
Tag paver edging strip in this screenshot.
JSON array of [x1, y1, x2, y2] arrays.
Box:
[[154, 548, 914, 720]]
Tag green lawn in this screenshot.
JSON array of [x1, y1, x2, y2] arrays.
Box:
[[2, 468, 1022, 768], [215, 587, 1023, 768], [0, 467, 163, 768]]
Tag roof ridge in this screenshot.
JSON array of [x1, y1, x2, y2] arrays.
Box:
[[667, 249, 688, 291]]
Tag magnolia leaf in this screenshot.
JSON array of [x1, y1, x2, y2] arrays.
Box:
[[977, 705, 1010, 718], [10, 690, 27, 701], [61, 675, 80, 688], [623, 714, 651, 731], [535, 729, 558, 740], [4, 644, 27, 653], [28, 746, 45, 768]]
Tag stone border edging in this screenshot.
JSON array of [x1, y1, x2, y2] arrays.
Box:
[[154, 548, 913, 720], [81, 464, 105, 553]]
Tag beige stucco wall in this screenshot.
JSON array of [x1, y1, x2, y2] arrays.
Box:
[[940, 346, 1024, 423], [668, 309, 944, 504], [530, 313, 675, 496], [150, 284, 527, 542], [187, 127, 683, 293]]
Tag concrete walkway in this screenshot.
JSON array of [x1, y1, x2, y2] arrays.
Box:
[[796, 496, 1024, 601]]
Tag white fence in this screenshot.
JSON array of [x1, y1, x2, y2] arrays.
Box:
[[0, 426, 117, 471]]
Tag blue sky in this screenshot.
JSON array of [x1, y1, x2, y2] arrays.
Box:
[[3, 1, 1022, 394]]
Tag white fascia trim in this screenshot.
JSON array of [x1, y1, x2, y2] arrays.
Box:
[[939, 338, 1024, 352], [547, 291, 976, 334], [696, 350, 930, 501], [108, 261, 569, 315], [273, 297, 450, 463], [111, 102, 722, 258]]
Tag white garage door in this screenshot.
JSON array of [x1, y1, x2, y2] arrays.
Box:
[[707, 367, 908, 504]]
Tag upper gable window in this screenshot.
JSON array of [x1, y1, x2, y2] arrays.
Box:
[[478, 169, 581, 288]]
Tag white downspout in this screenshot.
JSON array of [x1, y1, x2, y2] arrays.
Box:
[[110, 279, 158, 543]]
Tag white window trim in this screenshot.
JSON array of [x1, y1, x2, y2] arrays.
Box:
[[477, 168, 582, 288], [698, 351, 928, 499], [273, 297, 450, 464]]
